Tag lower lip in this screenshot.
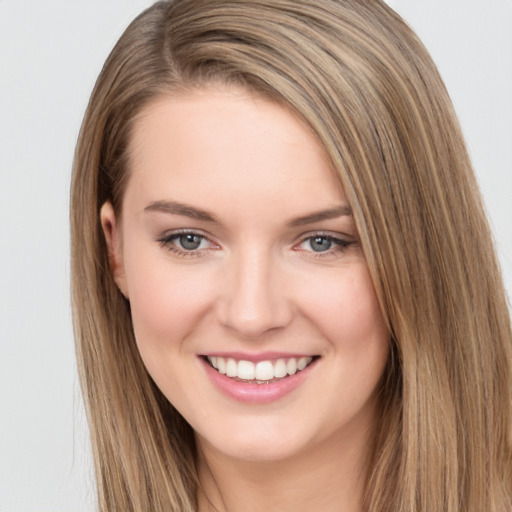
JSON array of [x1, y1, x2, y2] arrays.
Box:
[[200, 357, 318, 404]]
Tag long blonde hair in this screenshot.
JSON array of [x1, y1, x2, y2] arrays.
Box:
[[70, 1, 512, 510]]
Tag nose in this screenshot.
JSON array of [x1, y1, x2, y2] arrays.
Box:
[[216, 245, 293, 339]]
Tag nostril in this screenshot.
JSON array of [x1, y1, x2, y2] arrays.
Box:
[[215, 257, 293, 337], [217, 296, 294, 338]]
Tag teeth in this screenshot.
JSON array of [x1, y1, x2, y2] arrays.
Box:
[[237, 360, 255, 380], [286, 358, 297, 375], [274, 359, 287, 378], [206, 355, 313, 381], [217, 357, 226, 375], [297, 357, 309, 371], [255, 361, 274, 380], [226, 358, 237, 377]]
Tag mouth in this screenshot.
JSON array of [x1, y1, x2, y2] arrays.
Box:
[[202, 355, 320, 384]]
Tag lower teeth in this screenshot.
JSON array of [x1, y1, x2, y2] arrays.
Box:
[[233, 377, 284, 384]]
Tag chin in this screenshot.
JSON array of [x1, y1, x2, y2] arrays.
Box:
[[195, 420, 313, 463]]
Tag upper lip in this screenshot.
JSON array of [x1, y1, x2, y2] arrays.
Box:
[[200, 351, 318, 363]]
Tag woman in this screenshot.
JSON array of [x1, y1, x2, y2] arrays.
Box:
[[70, 0, 512, 511]]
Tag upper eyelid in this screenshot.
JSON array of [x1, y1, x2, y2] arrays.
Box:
[[295, 229, 354, 243], [158, 228, 214, 241], [157, 229, 213, 247], [297, 235, 352, 248]]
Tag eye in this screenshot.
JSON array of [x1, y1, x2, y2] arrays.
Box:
[[306, 235, 335, 252], [176, 233, 206, 251], [297, 233, 353, 255], [157, 230, 215, 255]]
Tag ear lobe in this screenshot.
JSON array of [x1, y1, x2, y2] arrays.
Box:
[[100, 201, 128, 298]]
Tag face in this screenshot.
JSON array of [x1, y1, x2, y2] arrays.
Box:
[[101, 88, 389, 463]]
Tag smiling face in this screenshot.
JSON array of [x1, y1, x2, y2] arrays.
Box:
[[101, 88, 389, 464]]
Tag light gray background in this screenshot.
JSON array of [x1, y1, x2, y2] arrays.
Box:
[[1, 1, 510, 510]]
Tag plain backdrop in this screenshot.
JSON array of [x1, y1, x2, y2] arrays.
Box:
[[0, 1, 511, 511]]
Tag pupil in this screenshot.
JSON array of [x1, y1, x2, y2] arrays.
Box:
[[311, 236, 331, 252], [180, 234, 201, 250]]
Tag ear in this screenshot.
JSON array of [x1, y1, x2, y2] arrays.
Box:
[[100, 201, 129, 298]]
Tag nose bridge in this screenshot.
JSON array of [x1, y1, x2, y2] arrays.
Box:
[[218, 242, 291, 338]]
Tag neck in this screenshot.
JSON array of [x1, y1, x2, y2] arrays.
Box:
[[196, 425, 371, 512]]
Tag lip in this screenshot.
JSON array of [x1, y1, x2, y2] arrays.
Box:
[[199, 354, 319, 404]]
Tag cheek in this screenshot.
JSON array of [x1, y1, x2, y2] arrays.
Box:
[[304, 267, 389, 415], [342, 274, 387, 347], [298, 264, 387, 348], [299, 264, 390, 411], [123, 251, 215, 349]]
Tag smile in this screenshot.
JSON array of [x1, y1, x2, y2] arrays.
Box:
[[205, 355, 316, 383], [200, 353, 320, 404]]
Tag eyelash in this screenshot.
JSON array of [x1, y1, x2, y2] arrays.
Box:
[[296, 232, 354, 258], [156, 230, 354, 258], [157, 230, 216, 257]]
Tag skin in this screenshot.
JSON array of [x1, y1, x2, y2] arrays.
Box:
[[101, 87, 390, 512]]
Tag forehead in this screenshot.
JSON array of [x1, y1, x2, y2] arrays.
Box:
[[124, 87, 345, 220]]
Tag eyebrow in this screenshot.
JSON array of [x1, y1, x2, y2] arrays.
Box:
[[144, 200, 352, 225], [287, 204, 352, 227], [144, 200, 217, 222]]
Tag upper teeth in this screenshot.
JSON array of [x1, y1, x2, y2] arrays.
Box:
[[207, 356, 314, 381]]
